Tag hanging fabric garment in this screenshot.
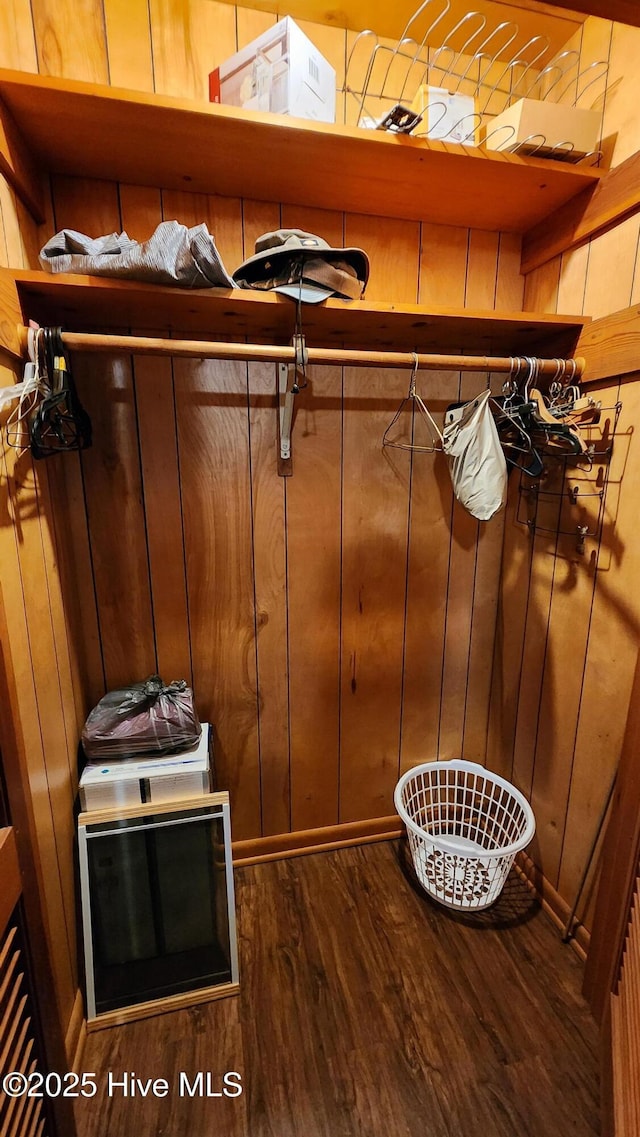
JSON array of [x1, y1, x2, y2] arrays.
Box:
[[39, 221, 236, 289], [442, 388, 507, 521]]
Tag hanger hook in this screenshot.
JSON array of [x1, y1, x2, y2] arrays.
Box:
[[407, 352, 420, 399]]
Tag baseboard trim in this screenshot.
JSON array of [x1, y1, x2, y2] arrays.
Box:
[[234, 823, 591, 961], [515, 851, 590, 962], [232, 815, 403, 867]]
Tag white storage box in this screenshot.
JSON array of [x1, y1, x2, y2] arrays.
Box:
[[209, 16, 335, 123], [410, 85, 478, 145], [485, 98, 600, 159], [79, 723, 212, 811]]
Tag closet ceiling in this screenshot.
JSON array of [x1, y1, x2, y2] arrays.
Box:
[[210, 0, 585, 58]]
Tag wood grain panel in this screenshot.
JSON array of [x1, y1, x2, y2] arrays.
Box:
[[287, 365, 342, 831], [0, 397, 76, 1036], [343, 216, 420, 305], [52, 175, 157, 688], [510, 531, 557, 805], [280, 204, 344, 250], [241, 200, 280, 260], [557, 243, 590, 316], [495, 232, 525, 312], [41, 455, 104, 720], [530, 527, 599, 888], [463, 483, 505, 761], [0, 265, 22, 356], [419, 224, 468, 307], [559, 381, 640, 912], [0, 97, 45, 224], [400, 372, 452, 772], [578, 304, 640, 383], [465, 232, 500, 310], [0, 452, 78, 1003], [119, 183, 193, 686], [103, 0, 154, 92], [148, 0, 236, 100], [174, 356, 261, 839], [133, 354, 193, 685], [602, 23, 640, 168], [523, 256, 561, 315], [0, 1, 37, 72], [582, 215, 640, 319], [247, 361, 289, 836], [161, 189, 243, 290], [30, 0, 109, 82], [438, 373, 484, 760], [235, 6, 275, 49], [339, 367, 411, 822], [76, 349, 158, 688]]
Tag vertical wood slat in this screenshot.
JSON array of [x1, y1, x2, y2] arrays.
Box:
[[118, 183, 193, 686], [50, 175, 157, 690], [30, 0, 109, 82], [247, 361, 289, 836], [287, 365, 343, 831], [339, 366, 412, 823], [174, 356, 261, 840], [103, 0, 155, 92], [148, 0, 236, 101]]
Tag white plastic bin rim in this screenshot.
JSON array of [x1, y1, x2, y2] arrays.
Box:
[[393, 759, 536, 858]]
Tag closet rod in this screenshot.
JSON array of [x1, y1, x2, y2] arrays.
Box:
[[21, 328, 585, 378]]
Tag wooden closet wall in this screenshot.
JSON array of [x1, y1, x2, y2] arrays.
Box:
[[1, 0, 639, 1061]]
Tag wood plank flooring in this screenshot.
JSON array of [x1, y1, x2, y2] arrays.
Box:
[[74, 842, 600, 1137]]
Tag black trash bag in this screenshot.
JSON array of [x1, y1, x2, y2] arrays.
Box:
[[81, 675, 201, 761]]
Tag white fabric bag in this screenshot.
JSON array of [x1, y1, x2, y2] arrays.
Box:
[[442, 388, 507, 521]]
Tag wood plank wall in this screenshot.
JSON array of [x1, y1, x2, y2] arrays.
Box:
[[0, 0, 531, 1052], [508, 16, 640, 933], [3, 0, 637, 1055]]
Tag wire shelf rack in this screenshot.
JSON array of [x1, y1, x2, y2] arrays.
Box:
[[343, 0, 608, 163]]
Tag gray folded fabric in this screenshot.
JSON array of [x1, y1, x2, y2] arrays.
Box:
[[39, 220, 237, 289]]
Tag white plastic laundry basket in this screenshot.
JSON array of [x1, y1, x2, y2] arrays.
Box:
[[394, 760, 535, 911]]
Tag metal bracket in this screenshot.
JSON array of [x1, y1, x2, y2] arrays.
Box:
[[277, 334, 307, 474]]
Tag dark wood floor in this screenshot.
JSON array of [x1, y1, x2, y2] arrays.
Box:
[[75, 841, 600, 1137]]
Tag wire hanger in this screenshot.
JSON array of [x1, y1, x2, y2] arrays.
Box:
[[4, 327, 50, 456], [382, 354, 444, 453]]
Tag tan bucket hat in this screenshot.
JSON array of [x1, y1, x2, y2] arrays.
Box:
[[233, 229, 369, 303]]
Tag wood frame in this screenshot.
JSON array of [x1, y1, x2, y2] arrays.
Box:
[[78, 793, 239, 1030], [583, 647, 640, 1024], [527, 0, 640, 25], [522, 151, 640, 275], [0, 69, 602, 234], [0, 828, 21, 936], [5, 268, 588, 360], [576, 303, 640, 383]]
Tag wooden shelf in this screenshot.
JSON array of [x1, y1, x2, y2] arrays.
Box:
[[12, 271, 588, 356], [0, 69, 603, 234]]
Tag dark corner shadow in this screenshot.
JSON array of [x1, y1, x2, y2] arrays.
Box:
[[395, 839, 542, 933]]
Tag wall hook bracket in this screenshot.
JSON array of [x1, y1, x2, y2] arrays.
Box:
[[277, 333, 308, 476]]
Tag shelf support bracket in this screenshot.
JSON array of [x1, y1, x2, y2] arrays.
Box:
[[277, 333, 307, 476]]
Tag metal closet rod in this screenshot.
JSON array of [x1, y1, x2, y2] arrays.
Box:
[[23, 328, 585, 378]]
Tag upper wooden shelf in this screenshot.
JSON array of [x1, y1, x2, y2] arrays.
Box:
[[11, 270, 588, 356], [0, 69, 603, 234]]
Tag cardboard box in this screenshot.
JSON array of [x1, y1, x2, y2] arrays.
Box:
[[79, 724, 213, 811], [209, 16, 335, 124], [484, 98, 600, 159], [410, 85, 478, 145]]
